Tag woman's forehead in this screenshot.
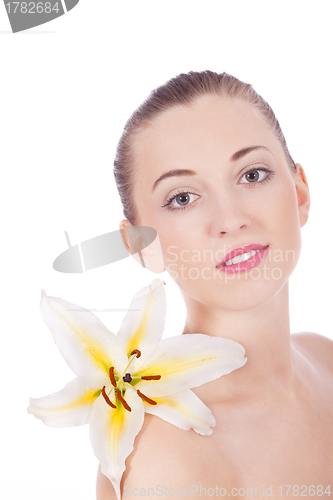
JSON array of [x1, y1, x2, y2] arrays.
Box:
[[133, 96, 279, 175], [145, 95, 267, 134]]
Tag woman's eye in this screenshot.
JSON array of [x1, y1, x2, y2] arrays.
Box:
[[239, 168, 272, 184], [174, 193, 192, 206], [163, 192, 199, 210]]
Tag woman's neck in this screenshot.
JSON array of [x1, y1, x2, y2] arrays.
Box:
[[182, 282, 302, 405]]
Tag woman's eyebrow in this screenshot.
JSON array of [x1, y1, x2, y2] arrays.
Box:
[[230, 145, 269, 162], [152, 169, 197, 191], [152, 146, 270, 191]]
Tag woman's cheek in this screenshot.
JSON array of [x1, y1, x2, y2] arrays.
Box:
[[161, 233, 204, 281], [269, 185, 302, 276]]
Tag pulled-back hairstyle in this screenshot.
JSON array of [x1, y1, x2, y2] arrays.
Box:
[[114, 70, 296, 225]]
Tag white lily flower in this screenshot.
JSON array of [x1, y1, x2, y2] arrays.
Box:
[[28, 279, 246, 499]]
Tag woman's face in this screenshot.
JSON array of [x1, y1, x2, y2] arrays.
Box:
[[130, 96, 307, 311]]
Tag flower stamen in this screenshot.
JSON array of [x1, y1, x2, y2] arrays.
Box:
[[130, 349, 141, 358], [109, 366, 117, 388], [102, 386, 116, 409], [116, 390, 132, 412], [141, 375, 161, 380], [137, 389, 157, 405]]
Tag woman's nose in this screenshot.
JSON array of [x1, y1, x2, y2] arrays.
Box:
[[208, 193, 252, 238]]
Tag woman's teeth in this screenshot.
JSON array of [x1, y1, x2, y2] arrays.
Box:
[[224, 250, 260, 266]]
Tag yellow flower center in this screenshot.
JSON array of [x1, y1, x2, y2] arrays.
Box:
[[101, 349, 161, 412]]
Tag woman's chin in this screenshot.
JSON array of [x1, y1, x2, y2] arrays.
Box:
[[177, 270, 289, 312]]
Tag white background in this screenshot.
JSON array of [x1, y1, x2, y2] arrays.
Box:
[[1, 1, 332, 499]]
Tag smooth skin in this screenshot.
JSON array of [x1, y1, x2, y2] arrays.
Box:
[[97, 96, 333, 499]]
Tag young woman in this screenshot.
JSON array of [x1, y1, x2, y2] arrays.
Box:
[[97, 71, 333, 499]]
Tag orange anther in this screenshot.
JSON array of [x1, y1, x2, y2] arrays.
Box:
[[141, 375, 161, 381], [130, 349, 141, 358], [101, 386, 116, 409], [116, 390, 132, 412], [137, 389, 157, 405], [109, 366, 117, 388]]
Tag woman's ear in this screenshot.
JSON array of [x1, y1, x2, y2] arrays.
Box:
[[119, 219, 165, 273], [294, 164, 310, 227]]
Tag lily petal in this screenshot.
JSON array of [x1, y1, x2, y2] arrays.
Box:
[[134, 334, 246, 397], [89, 386, 145, 500], [117, 279, 166, 357], [27, 378, 100, 427], [144, 389, 215, 435], [40, 291, 128, 386]]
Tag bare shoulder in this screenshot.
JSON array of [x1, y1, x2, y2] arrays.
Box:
[[291, 331, 333, 372], [97, 413, 237, 499]]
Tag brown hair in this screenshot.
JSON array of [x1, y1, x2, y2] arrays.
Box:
[[114, 70, 296, 225]]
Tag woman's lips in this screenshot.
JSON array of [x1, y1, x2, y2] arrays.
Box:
[[216, 244, 269, 273]]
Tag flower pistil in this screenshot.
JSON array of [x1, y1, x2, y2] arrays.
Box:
[[103, 348, 161, 413]]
